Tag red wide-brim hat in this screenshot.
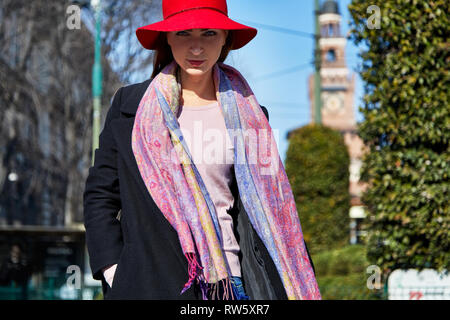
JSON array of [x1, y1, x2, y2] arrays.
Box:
[[136, 0, 257, 50]]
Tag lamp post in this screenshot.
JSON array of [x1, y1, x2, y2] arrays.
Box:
[[7, 170, 19, 225], [91, 0, 102, 166]]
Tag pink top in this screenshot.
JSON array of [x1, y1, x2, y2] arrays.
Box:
[[177, 101, 242, 277]]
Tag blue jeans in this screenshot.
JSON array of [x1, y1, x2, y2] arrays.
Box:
[[230, 276, 250, 300], [205, 276, 250, 300]]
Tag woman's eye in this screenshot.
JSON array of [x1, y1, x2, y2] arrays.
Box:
[[175, 30, 216, 36]]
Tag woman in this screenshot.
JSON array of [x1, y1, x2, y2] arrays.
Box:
[[83, 0, 321, 300]]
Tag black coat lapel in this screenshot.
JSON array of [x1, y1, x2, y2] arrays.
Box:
[[111, 117, 151, 199], [111, 79, 152, 200]]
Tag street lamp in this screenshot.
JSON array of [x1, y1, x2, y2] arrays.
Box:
[[7, 169, 20, 225], [8, 171, 19, 182], [91, 0, 103, 166]]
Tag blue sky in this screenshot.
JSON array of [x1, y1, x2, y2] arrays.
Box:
[[223, 0, 364, 162]]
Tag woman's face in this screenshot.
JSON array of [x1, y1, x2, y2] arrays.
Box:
[[166, 28, 229, 77]]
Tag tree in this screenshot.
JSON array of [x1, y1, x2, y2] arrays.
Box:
[[285, 124, 351, 254], [348, 0, 449, 272], [1, 0, 118, 225], [0, 0, 157, 225], [80, 0, 157, 84]]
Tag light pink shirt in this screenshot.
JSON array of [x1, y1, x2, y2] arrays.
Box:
[[102, 101, 242, 287], [177, 101, 242, 277]]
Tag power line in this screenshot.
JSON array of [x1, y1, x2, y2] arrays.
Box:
[[232, 21, 316, 82], [263, 108, 310, 117], [237, 19, 314, 39], [263, 102, 310, 109], [251, 62, 313, 82]]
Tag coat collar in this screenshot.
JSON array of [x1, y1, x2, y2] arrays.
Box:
[[119, 78, 153, 116]]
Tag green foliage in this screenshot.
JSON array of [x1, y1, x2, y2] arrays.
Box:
[[314, 245, 384, 300], [317, 274, 383, 300], [315, 244, 369, 277], [285, 124, 351, 254], [348, 0, 449, 272], [95, 291, 104, 300]]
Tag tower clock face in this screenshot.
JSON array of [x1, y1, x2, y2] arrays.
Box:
[[323, 93, 344, 114]]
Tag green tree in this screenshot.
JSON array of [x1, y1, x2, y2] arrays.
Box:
[[286, 124, 350, 254], [348, 0, 449, 273]]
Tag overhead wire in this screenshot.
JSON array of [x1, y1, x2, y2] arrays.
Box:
[[233, 20, 317, 118], [236, 19, 315, 39]]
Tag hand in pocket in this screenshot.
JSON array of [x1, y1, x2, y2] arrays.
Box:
[[103, 264, 118, 288]]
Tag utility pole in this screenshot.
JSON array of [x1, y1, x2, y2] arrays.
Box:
[[314, 0, 322, 124], [91, 0, 102, 165]]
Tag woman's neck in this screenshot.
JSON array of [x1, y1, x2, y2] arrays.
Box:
[[179, 68, 217, 107]]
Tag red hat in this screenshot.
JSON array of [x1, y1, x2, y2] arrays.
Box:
[[136, 0, 257, 50]]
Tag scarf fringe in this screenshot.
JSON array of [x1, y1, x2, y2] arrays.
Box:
[[179, 253, 235, 300], [180, 252, 203, 295], [202, 277, 235, 300]]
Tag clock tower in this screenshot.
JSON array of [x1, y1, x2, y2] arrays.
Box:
[[309, 0, 356, 129], [308, 0, 368, 244]]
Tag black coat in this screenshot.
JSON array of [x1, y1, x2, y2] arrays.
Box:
[[83, 79, 315, 300]]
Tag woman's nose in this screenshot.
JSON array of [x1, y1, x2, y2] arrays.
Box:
[[190, 47, 203, 55], [190, 39, 204, 55]]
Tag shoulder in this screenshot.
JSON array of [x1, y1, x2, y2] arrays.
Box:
[[120, 78, 153, 101], [112, 78, 153, 116]]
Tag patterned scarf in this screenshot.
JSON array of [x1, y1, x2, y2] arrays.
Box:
[[131, 59, 321, 300]]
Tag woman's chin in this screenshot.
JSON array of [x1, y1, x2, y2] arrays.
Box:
[[184, 67, 208, 76]]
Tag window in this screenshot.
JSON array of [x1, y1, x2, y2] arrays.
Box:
[[326, 49, 336, 62]]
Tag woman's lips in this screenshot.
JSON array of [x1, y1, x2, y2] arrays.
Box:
[[188, 59, 205, 67]]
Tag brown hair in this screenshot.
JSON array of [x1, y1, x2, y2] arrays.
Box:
[[150, 30, 235, 80]]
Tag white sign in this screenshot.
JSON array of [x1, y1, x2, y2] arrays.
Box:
[[388, 269, 450, 300]]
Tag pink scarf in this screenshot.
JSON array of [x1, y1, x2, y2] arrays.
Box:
[[131, 60, 321, 300]]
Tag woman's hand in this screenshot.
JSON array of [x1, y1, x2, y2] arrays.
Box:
[[102, 264, 118, 288]]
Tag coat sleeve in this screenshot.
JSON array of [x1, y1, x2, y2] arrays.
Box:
[[83, 87, 124, 281]]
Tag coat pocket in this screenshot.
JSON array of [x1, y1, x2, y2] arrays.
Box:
[[104, 243, 130, 299]]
